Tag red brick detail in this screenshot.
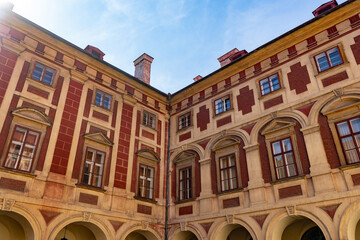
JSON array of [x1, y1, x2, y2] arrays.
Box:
[[155, 100, 160, 110], [199, 90, 205, 100], [82, 89, 93, 118], [114, 103, 133, 189], [176, 102, 182, 112], [352, 173, 360, 186], [111, 100, 118, 128], [239, 141, 249, 188], [0, 177, 26, 192], [131, 140, 139, 193], [223, 197, 240, 209], [111, 78, 117, 89], [263, 95, 283, 109], [9, 28, 25, 42], [105, 141, 113, 187], [109, 220, 124, 232], [43, 181, 64, 199], [322, 71, 348, 87], [211, 84, 217, 95], [135, 111, 141, 137], [51, 76, 64, 106], [142, 129, 155, 140], [72, 120, 87, 179], [196, 105, 210, 131], [142, 94, 148, 104], [36, 108, 56, 171], [93, 110, 109, 122], [351, 35, 360, 64], [350, 14, 360, 28], [253, 62, 261, 75], [51, 80, 83, 175], [237, 86, 255, 115], [216, 115, 232, 128], [39, 210, 60, 225], [27, 85, 49, 99], [270, 55, 279, 67], [198, 139, 210, 151], [210, 151, 218, 194], [278, 185, 302, 199], [21, 101, 46, 113], [195, 154, 201, 197], [171, 163, 176, 201], [54, 51, 64, 63], [89, 125, 107, 135], [95, 71, 103, 82], [0, 95, 19, 153], [15, 61, 30, 92], [0, 48, 18, 106], [287, 62, 311, 94], [327, 26, 339, 39], [251, 214, 268, 229], [242, 123, 255, 136], [224, 77, 231, 88], [239, 70, 246, 81], [296, 102, 315, 117], [137, 204, 152, 215], [258, 133, 271, 183], [320, 204, 340, 220], [125, 84, 134, 95], [187, 96, 193, 106], [293, 120, 310, 175], [156, 160, 160, 198], [74, 59, 87, 72], [35, 42, 45, 54], [200, 222, 213, 234], [179, 132, 191, 142], [157, 120, 162, 145], [79, 192, 98, 205], [287, 45, 297, 58], [307, 36, 317, 49], [319, 114, 340, 169], [179, 205, 193, 215]]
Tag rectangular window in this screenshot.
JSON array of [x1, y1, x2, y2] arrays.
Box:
[[82, 148, 105, 187], [260, 73, 281, 96], [143, 111, 156, 129], [4, 126, 40, 172], [271, 138, 298, 179], [95, 90, 112, 109], [178, 112, 191, 130], [138, 165, 154, 199], [31, 62, 55, 85], [179, 167, 192, 200], [219, 154, 237, 191], [336, 117, 360, 164], [314, 47, 343, 72], [214, 95, 231, 115]]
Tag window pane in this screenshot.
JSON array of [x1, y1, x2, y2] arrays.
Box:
[[341, 137, 356, 150], [272, 141, 282, 155], [274, 155, 283, 167], [284, 153, 294, 164], [215, 99, 222, 114], [43, 68, 55, 85], [276, 167, 286, 179], [95, 91, 103, 106], [287, 164, 297, 177], [355, 134, 360, 149], [220, 157, 227, 169], [95, 152, 103, 164], [221, 169, 228, 181], [345, 149, 360, 164], [103, 94, 112, 109], [282, 138, 292, 152], [32, 63, 44, 81], [221, 180, 228, 191], [337, 122, 351, 136], [224, 98, 231, 111], [228, 155, 235, 167], [350, 118, 360, 133], [315, 53, 330, 71], [328, 48, 342, 67]]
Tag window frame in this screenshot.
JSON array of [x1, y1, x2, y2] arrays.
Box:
[[178, 166, 192, 201], [94, 89, 112, 110], [137, 164, 155, 200], [3, 125, 41, 172], [81, 147, 106, 188], [31, 62, 56, 86], [177, 112, 192, 131], [259, 73, 281, 96], [213, 94, 232, 116], [270, 137, 299, 180], [218, 153, 238, 192], [314, 46, 343, 73], [143, 110, 156, 129]]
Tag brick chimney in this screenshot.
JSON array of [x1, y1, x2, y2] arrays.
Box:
[[218, 48, 248, 67], [84, 45, 105, 60], [193, 75, 202, 82], [134, 53, 154, 85], [312, 0, 338, 17]]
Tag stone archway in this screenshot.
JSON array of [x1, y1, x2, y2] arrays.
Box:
[[54, 221, 107, 240], [125, 229, 159, 240], [0, 211, 35, 240]]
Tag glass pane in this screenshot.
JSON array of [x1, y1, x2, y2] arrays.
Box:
[[95, 91, 103, 106], [139, 166, 146, 177], [13, 129, 25, 142], [93, 165, 101, 175], [224, 98, 231, 111], [103, 94, 112, 109], [355, 134, 360, 148], [186, 168, 191, 178], [93, 175, 101, 187], [328, 48, 342, 67], [274, 155, 283, 167], [221, 169, 228, 181], [287, 164, 297, 177], [345, 149, 360, 163], [18, 157, 31, 171], [25, 132, 38, 145], [284, 153, 294, 164], [86, 151, 94, 161], [43, 68, 55, 85], [32, 63, 44, 81], [221, 180, 228, 191], [272, 141, 282, 154], [350, 118, 360, 133], [95, 153, 103, 164], [337, 122, 351, 136], [82, 173, 89, 184], [342, 137, 356, 150], [282, 138, 292, 151], [220, 157, 227, 169], [215, 99, 222, 114], [22, 145, 34, 158], [315, 53, 330, 71], [276, 166, 286, 179], [228, 155, 235, 167]]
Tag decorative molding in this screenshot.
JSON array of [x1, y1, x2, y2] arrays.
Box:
[[141, 221, 149, 230], [226, 214, 234, 224], [243, 143, 259, 153], [180, 222, 187, 231], [83, 211, 92, 221], [285, 205, 296, 216], [333, 88, 344, 97], [300, 124, 320, 135], [2, 199, 15, 211]]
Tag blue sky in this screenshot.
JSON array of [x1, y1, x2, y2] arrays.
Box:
[[6, 0, 346, 93]]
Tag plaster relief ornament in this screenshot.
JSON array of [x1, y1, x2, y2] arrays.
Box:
[[285, 205, 296, 216], [142, 221, 149, 229], [83, 211, 92, 221], [180, 222, 187, 231], [226, 214, 234, 224], [2, 199, 15, 211]]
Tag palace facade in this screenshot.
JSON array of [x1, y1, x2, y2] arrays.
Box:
[[1, 0, 360, 239]]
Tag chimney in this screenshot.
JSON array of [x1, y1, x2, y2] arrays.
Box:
[[217, 48, 248, 67], [134, 53, 154, 85], [84, 45, 105, 60], [193, 75, 202, 82], [312, 0, 338, 17]]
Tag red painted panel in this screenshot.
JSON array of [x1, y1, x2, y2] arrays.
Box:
[[237, 86, 255, 115], [210, 151, 217, 194], [196, 105, 210, 131], [0, 48, 18, 106], [135, 110, 141, 137], [195, 153, 201, 197], [71, 120, 87, 179], [21, 101, 46, 113], [198, 139, 210, 151], [287, 62, 311, 94], [142, 129, 155, 140], [187, 96, 193, 106], [111, 100, 118, 128], [83, 89, 93, 118], [318, 114, 340, 168], [216, 115, 232, 128], [79, 192, 98, 205], [131, 140, 139, 193], [15, 61, 30, 92], [287, 45, 297, 58], [51, 76, 64, 106], [27, 85, 49, 99], [223, 197, 240, 208], [242, 123, 255, 136], [320, 204, 340, 220], [171, 163, 176, 201], [142, 94, 148, 104], [89, 125, 107, 135], [239, 141, 249, 188], [278, 185, 302, 199], [39, 210, 60, 225], [179, 205, 193, 215], [322, 71, 348, 87], [296, 102, 315, 117], [137, 204, 152, 215], [199, 90, 205, 100], [9, 28, 25, 42], [0, 95, 19, 153], [239, 70, 246, 81], [74, 59, 87, 72], [327, 26, 339, 39], [55, 51, 64, 63], [0, 177, 26, 192], [179, 131, 191, 142], [157, 120, 162, 145], [258, 133, 271, 183], [294, 120, 310, 175], [251, 214, 268, 229], [253, 62, 261, 75], [125, 84, 134, 95], [352, 173, 360, 186], [350, 14, 360, 28], [351, 35, 360, 64], [263, 95, 283, 109], [93, 110, 109, 122], [211, 84, 217, 95], [35, 42, 45, 54], [270, 55, 279, 67], [306, 36, 317, 49]]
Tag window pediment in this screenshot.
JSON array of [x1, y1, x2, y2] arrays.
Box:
[[136, 149, 160, 162], [261, 120, 295, 135], [212, 137, 240, 152], [11, 107, 52, 126], [321, 97, 360, 116], [173, 151, 195, 164], [83, 132, 113, 146]]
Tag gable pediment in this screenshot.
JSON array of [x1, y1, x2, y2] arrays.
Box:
[[321, 97, 360, 116], [261, 120, 295, 135], [11, 107, 52, 126], [84, 132, 113, 146], [173, 151, 195, 163], [136, 149, 160, 162]]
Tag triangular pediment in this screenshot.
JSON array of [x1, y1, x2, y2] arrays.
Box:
[[261, 120, 295, 135], [173, 151, 195, 163], [212, 136, 240, 151], [84, 132, 113, 146], [321, 97, 360, 115], [12, 107, 52, 126], [136, 149, 160, 162]]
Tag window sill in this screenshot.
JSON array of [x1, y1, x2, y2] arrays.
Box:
[[26, 77, 55, 90], [340, 162, 360, 171], [92, 103, 112, 113], [270, 174, 306, 185], [141, 124, 157, 132], [177, 125, 193, 133], [134, 196, 157, 204], [0, 167, 37, 178], [174, 197, 196, 204], [213, 108, 234, 118], [75, 183, 106, 193], [258, 88, 284, 101], [216, 188, 243, 196], [314, 61, 349, 78]]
